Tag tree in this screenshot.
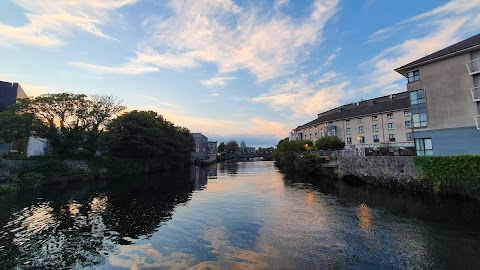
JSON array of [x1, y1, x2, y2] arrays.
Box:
[[217, 142, 226, 153], [0, 110, 34, 143], [315, 136, 345, 150], [225, 140, 239, 153], [12, 93, 125, 156], [102, 111, 194, 165]]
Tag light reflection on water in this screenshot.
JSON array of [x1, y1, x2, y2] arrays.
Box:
[[0, 161, 479, 269]]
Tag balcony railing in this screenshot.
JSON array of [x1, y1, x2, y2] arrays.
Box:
[[466, 58, 480, 75], [475, 115, 480, 130], [471, 86, 480, 102]]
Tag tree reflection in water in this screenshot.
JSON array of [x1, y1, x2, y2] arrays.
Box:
[[0, 171, 195, 269]]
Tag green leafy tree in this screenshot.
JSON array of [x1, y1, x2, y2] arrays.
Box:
[[217, 142, 226, 153], [0, 110, 34, 143], [12, 93, 125, 156], [225, 140, 239, 153], [315, 136, 345, 150], [273, 139, 313, 170], [102, 111, 194, 167]]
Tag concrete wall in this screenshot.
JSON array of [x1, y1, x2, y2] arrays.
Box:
[[334, 156, 421, 187], [413, 126, 480, 156], [406, 52, 477, 130]]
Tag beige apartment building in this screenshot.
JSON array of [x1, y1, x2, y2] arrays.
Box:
[[291, 92, 414, 153], [395, 33, 480, 156]]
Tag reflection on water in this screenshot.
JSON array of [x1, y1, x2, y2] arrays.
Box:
[[0, 161, 480, 269]]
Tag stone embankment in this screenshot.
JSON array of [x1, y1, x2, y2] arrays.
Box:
[[326, 156, 423, 189]]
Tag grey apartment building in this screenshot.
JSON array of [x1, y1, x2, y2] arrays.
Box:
[[291, 92, 414, 152], [395, 33, 480, 156]]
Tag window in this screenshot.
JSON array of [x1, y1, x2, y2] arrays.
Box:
[[415, 138, 433, 156], [358, 136, 365, 143], [405, 121, 412, 128], [328, 122, 333, 126], [346, 128, 351, 135], [388, 123, 395, 130], [372, 124, 379, 132], [410, 89, 426, 105], [404, 111, 411, 117], [406, 133, 413, 141], [310, 134, 312, 139], [387, 113, 393, 119], [372, 115, 378, 121], [412, 112, 428, 127], [346, 137, 352, 144], [373, 135, 379, 142], [389, 134, 396, 142], [309, 127, 312, 131], [359, 126, 364, 133], [315, 133, 318, 138], [358, 118, 363, 123], [407, 70, 420, 83], [314, 125, 317, 129], [346, 119, 350, 125]]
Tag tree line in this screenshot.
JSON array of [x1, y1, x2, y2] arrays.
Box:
[[0, 93, 194, 169]]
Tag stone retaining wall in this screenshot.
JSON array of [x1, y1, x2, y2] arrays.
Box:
[[334, 156, 422, 188]]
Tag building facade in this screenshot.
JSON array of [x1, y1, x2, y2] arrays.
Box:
[[192, 133, 208, 161], [0, 81, 28, 154], [207, 141, 217, 162], [395, 33, 480, 156], [291, 92, 414, 154]]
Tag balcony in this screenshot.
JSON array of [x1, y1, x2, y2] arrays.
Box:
[[475, 115, 480, 130], [471, 86, 480, 102], [466, 58, 480, 75]]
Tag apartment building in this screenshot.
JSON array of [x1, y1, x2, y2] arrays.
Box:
[[291, 92, 414, 153], [395, 33, 480, 156]]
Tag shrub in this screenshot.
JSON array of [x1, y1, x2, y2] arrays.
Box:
[[413, 155, 480, 200]]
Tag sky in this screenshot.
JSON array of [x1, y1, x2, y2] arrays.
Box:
[[1, 0, 480, 147]]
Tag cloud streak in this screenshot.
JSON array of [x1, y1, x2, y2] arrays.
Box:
[[0, 0, 137, 47], [76, 0, 340, 83]]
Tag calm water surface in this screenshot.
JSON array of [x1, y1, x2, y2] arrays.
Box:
[[0, 161, 479, 269]]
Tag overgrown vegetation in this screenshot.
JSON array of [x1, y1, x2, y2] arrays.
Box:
[[315, 136, 345, 150], [273, 138, 316, 173], [0, 93, 196, 190], [413, 155, 480, 200]]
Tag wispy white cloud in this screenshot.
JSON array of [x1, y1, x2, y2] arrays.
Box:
[[0, 0, 137, 47], [201, 76, 237, 87], [77, 0, 339, 82], [360, 0, 480, 95], [251, 75, 348, 117]]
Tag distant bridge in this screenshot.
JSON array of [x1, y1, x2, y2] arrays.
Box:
[[223, 152, 273, 161]]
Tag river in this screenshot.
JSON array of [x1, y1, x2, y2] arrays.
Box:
[[0, 161, 479, 269]]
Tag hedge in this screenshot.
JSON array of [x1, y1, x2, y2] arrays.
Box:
[[413, 155, 480, 200]]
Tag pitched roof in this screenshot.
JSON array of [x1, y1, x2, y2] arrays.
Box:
[[395, 33, 480, 74], [294, 92, 409, 131]]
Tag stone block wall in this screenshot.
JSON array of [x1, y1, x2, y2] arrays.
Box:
[[334, 156, 422, 188]]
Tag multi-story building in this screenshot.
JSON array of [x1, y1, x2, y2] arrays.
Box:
[[0, 81, 27, 153], [395, 33, 480, 156], [207, 141, 217, 161], [192, 133, 208, 161], [291, 91, 414, 154]]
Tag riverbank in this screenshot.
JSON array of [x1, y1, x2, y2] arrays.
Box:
[[274, 150, 480, 200], [0, 156, 192, 192]]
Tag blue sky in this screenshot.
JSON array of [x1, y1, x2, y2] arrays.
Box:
[[1, 0, 480, 147]]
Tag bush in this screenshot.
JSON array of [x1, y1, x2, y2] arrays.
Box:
[[413, 155, 480, 200], [293, 155, 321, 175], [315, 136, 345, 150]]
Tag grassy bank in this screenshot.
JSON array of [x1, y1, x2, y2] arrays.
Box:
[[414, 155, 480, 200]]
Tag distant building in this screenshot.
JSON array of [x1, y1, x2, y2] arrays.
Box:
[[0, 81, 27, 154], [192, 133, 208, 161], [240, 140, 247, 148], [292, 91, 414, 154], [207, 141, 217, 162], [395, 33, 480, 156]]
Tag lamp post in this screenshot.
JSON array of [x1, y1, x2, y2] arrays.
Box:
[[356, 136, 363, 157]]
